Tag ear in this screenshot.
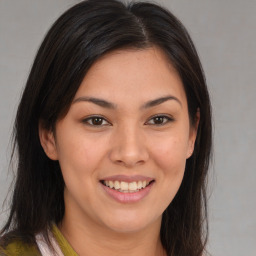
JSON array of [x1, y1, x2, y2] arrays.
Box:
[[186, 109, 200, 159], [38, 121, 58, 160]]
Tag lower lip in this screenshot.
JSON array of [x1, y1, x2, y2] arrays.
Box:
[[101, 182, 154, 203]]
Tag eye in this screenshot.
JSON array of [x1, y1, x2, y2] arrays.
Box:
[[82, 116, 111, 126], [146, 115, 173, 126]]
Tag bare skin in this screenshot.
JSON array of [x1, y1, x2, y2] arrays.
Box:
[[59, 213, 165, 256], [40, 47, 198, 256]]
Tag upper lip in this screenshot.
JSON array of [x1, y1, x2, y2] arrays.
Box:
[[100, 175, 154, 182]]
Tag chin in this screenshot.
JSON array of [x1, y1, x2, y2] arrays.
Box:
[[101, 211, 161, 234], [107, 222, 148, 234]]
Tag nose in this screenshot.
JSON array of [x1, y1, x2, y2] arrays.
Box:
[[109, 126, 149, 168]]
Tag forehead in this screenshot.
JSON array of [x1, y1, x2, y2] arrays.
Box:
[[74, 47, 187, 108]]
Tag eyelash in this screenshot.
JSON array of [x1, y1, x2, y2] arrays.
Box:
[[82, 114, 174, 127], [82, 115, 111, 126], [145, 114, 174, 126]]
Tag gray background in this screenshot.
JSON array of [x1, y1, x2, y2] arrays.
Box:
[[0, 0, 255, 255]]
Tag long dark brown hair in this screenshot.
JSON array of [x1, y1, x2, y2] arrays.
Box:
[[1, 1, 212, 255]]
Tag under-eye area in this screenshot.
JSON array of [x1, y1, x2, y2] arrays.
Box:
[[100, 180, 155, 193]]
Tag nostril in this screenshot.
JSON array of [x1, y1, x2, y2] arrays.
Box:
[[109, 141, 149, 167]]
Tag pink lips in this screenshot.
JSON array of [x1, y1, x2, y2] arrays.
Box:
[[100, 175, 155, 203]]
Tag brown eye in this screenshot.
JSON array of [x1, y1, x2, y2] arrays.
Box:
[[83, 116, 110, 126], [153, 116, 165, 125], [146, 115, 173, 126], [91, 117, 104, 125]]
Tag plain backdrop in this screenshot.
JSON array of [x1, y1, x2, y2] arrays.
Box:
[[0, 0, 256, 255]]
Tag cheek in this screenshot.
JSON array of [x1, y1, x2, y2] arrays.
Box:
[[150, 135, 189, 172], [56, 135, 104, 206], [153, 135, 189, 203], [56, 126, 105, 171], [148, 136, 188, 213]]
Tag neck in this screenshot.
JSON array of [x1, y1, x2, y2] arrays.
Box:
[[59, 214, 166, 256]]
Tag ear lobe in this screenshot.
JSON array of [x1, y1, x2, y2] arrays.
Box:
[[186, 141, 195, 159], [38, 122, 58, 160], [186, 109, 200, 159]]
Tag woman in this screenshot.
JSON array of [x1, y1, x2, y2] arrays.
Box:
[[0, 0, 212, 255]]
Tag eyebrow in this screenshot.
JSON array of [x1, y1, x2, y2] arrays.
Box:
[[73, 95, 182, 109], [142, 95, 182, 109], [73, 97, 116, 109]]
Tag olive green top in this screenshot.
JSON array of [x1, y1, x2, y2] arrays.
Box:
[[0, 224, 78, 256], [52, 224, 78, 256]]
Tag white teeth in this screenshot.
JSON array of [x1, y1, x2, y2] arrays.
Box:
[[109, 180, 114, 188], [114, 180, 120, 189], [129, 181, 137, 191], [103, 180, 150, 193], [137, 181, 142, 189], [120, 181, 129, 191]]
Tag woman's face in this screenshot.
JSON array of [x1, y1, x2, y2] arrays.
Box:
[[40, 47, 197, 234]]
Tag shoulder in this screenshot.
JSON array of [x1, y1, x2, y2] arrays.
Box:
[[0, 238, 41, 256]]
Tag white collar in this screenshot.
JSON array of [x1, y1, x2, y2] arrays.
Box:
[[35, 231, 64, 256]]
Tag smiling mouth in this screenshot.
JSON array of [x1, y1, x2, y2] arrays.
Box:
[[100, 180, 155, 193]]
